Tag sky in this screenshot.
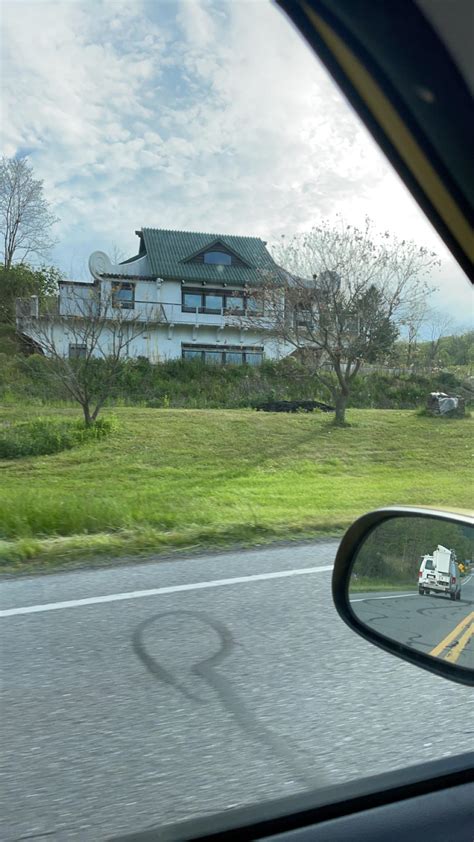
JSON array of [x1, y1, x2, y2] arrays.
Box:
[[1, 0, 472, 330]]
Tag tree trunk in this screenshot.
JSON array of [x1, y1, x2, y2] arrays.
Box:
[[91, 404, 102, 423], [82, 402, 93, 427], [334, 392, 348, 425]]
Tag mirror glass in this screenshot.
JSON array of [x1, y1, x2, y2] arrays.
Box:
[[349, 516, 473, 672]]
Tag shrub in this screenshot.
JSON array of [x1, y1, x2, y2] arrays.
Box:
[[354, 550, 389, 579], [0, 416, 117, 459], [0, 352, 470, 411]]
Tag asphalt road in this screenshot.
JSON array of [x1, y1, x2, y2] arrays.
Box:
[[1, 542, 473, 841], [351, 573, 474, 670]]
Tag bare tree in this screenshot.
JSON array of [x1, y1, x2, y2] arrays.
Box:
[[110, 243, 126, 265], [398, 297, 428, 370], [423, 309, 453, 372], [0, 156, 58, 270], [250, 218, 439, 424], [18, 285, 163, 425]]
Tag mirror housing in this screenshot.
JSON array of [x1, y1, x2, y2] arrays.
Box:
[[332, 507, 474, 687]]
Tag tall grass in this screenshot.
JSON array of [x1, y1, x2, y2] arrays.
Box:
[[0, 416, 116, 459]]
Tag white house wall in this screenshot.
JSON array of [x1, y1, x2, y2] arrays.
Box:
[[24, 319, 78, 357], [59, 283, 96, 317], [24, 319, 284, 363], [19, 271, 292, 363], [114, 254, 150, 276]]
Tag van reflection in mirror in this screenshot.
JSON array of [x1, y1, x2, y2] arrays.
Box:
[[349, 516, 473, 671]]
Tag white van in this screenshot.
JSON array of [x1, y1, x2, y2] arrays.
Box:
[[418, 545, 461, 600]]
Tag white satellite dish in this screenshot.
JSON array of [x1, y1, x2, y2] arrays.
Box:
[[89, 251, 113, 280]]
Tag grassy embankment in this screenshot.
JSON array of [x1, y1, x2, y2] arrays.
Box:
[[0, 406, 472, 572], [349, 579, 417, 593]]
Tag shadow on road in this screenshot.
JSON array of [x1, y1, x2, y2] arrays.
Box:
[[132, 610, 326, 790]]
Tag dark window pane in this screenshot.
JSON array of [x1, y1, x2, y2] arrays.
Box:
[[69, 344, 87, 359], [203, 251, 232, 265], [183, 349, 202, 360], [204, 350, 222, 364], [245, 352, 263, 366], [295, 309, 316, 328], [246, 296, 263, 314], [225, 352, 243, 364], [112, 283, 134, 309], [225, 295, 244, 313], [183, 292, 202, 311], [345, 316, 360, 334], [204, 294, 222, 312]]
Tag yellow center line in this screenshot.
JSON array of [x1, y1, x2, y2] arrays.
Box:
[[430, 611, 474, 659], [444, 621, 474, 664]]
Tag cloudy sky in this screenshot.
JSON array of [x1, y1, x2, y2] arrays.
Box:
[[1, 0, 471, 327]]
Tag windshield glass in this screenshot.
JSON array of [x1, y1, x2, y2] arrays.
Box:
[[1, 1, 472, 840]]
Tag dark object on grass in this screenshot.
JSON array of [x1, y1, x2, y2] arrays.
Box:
[[426, 392, 465, 417], [255, 399, 335, 413]]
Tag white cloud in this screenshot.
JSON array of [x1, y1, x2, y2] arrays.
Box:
[[1, 0, 471, 324]]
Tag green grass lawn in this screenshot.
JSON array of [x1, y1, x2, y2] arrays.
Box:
[[0, 406, 472, 570], [350, 579, 418, 592]]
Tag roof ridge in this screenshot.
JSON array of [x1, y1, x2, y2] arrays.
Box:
[[140, 226, 265, 243]]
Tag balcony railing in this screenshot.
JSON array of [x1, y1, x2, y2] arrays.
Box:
[[161, 303, 243, 325], [15, 298, 271, 327]]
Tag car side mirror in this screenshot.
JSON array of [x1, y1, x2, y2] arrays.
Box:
[[332, 507, 473, 687]]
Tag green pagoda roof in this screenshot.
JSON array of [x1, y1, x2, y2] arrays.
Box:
[[138, 227, 284, 286]]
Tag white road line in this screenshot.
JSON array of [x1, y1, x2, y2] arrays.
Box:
[[350, 593, 418, 603], [0, 564, 333, 618]]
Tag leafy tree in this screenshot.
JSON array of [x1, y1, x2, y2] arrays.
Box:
[[0, 156, 58, 270], [256, 218, 438, 424], [386, 328, 474, 374], [0, 262, 62, 324], [437, 331, 474, 369]]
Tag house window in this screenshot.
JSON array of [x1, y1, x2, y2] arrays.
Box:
[[186, 246, 247, 267], [203, 251, 232, 265], [182, 344, 263, 365], [225, 351, 243, 364], [182, 289, 224, 314], [69, 343, 87, 359], [182, 291, 202, 312], [204, 350, 222, 364], [225, 295, 244, 314], [244, 351, 263, 365], [245, 295, 264, 315], [345, 315, 360, 334], [204, 293, 222, 313], [112, 282, 135, 309], [181, 288, 260, 316], [182, 349, 202, 360], [295, 307, 317, 329]]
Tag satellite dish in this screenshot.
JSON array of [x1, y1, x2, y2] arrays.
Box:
[[89, 251, 112, 280]]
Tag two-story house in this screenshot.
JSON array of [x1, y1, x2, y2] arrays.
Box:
[[16, 227, 290, 364]]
